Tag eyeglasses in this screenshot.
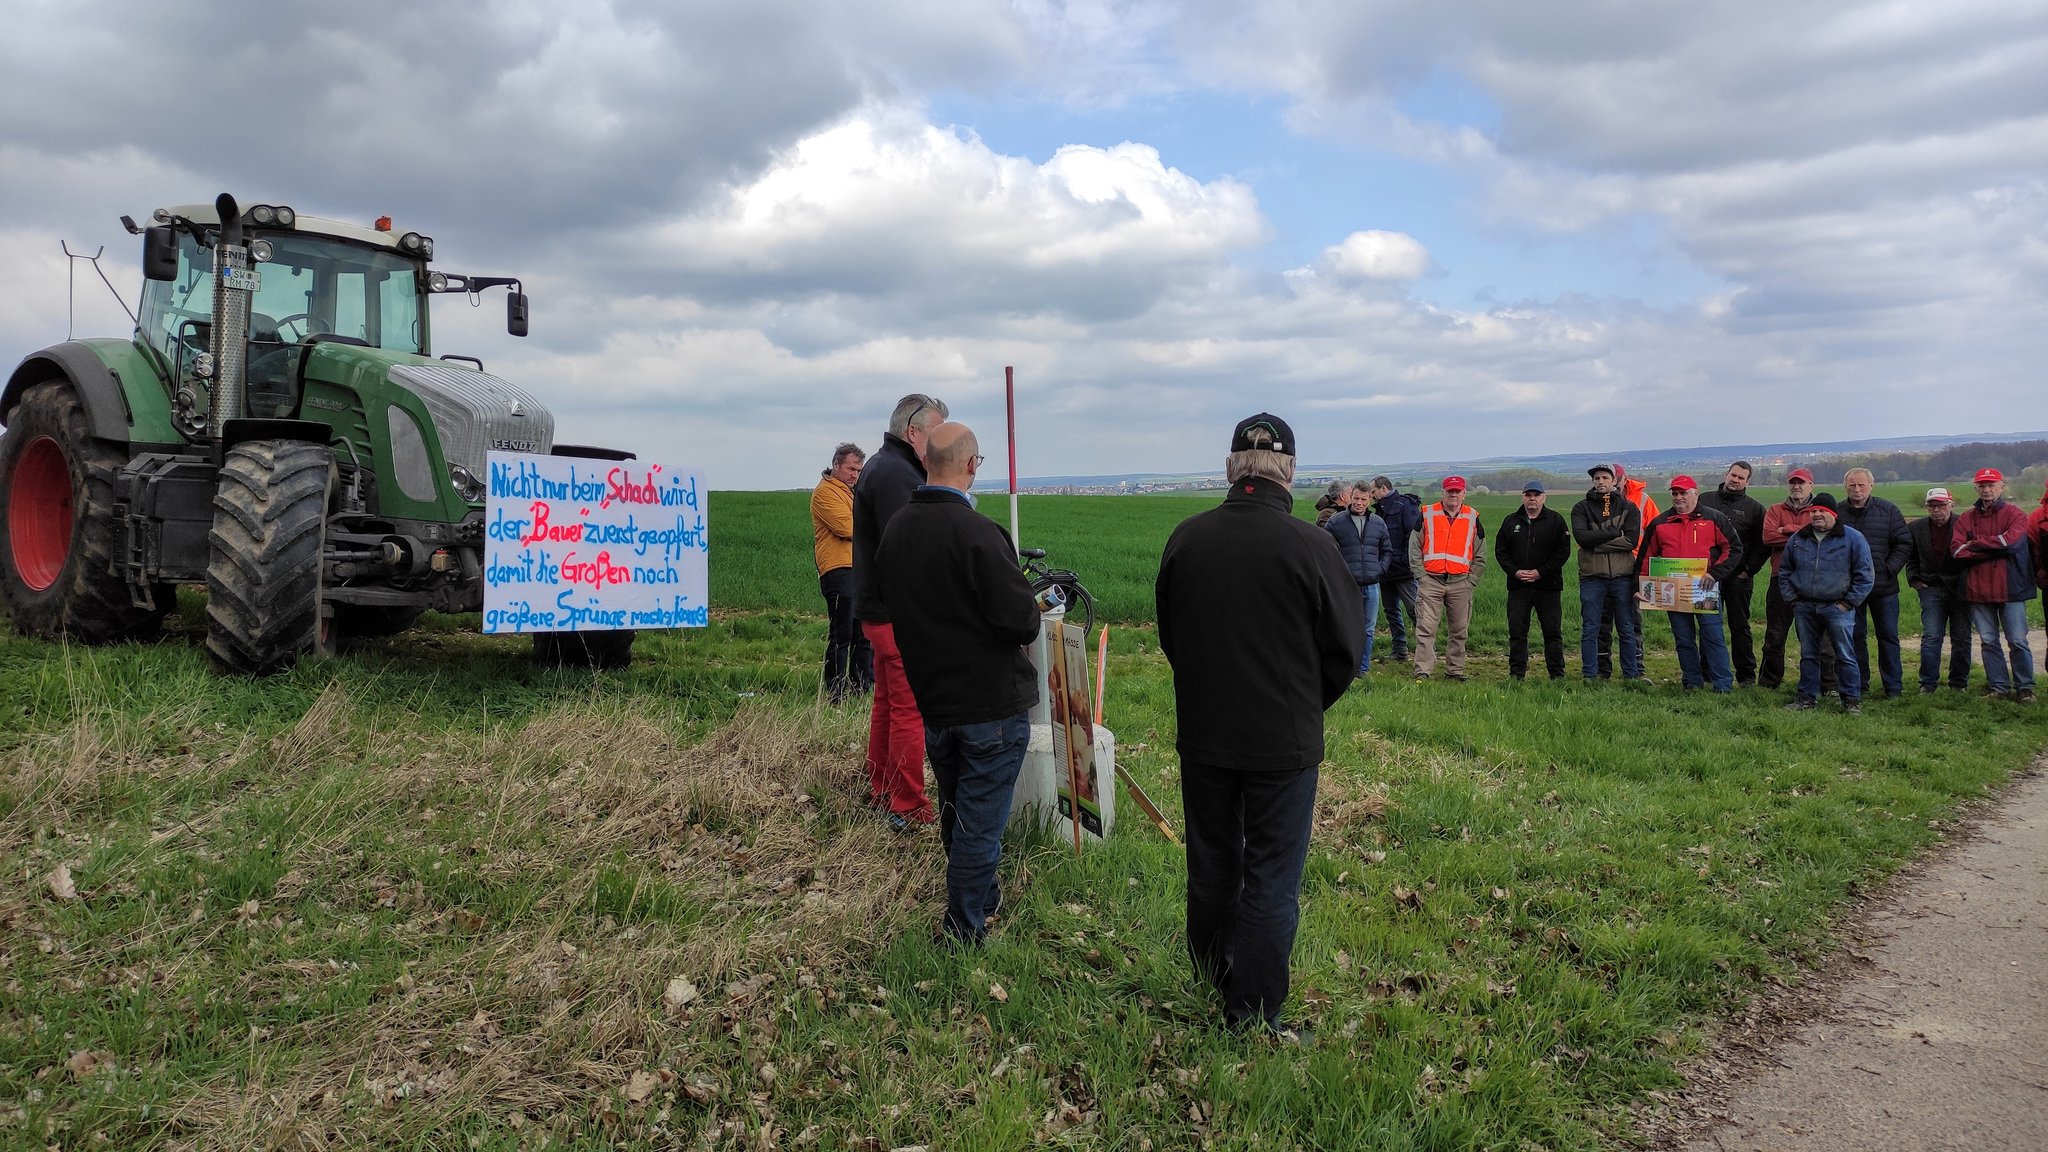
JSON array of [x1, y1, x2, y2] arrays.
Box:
[[970, 454, 986, 468]]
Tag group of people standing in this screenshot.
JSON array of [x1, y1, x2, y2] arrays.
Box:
[[810, 400, 2042, 1041], [1313, 461, 2044, 710]]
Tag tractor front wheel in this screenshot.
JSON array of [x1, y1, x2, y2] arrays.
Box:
[[205, 440, 335, 675], [0, 380, 170, 642]]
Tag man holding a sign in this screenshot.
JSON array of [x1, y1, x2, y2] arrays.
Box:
[[1638, 476, 1745, 692]]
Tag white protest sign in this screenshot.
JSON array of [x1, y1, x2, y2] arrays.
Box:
[[482, 451, 709, 634]]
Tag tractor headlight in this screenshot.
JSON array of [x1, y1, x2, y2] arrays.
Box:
[[275, 205, 294, 226], [427, 271, 448, 292], [448, 462, 486, 503], [151, 207, 172, 224], [248, 204, 297, 227], [398, 232, 434, 259], [193, 352, 215, 379], [249, 239, 274, 262]]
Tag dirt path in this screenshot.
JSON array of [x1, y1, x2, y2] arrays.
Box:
[[1672, 762, 2048, 1151]]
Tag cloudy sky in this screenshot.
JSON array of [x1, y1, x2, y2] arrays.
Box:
[[3, 1, 2043, 486]]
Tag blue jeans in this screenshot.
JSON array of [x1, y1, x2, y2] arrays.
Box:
[[1379, 577, 1418, 657], [1969, 600, 2036, 694], [925, 713, 1030, 942], [1355, 581, 1381, 673], [1669, 609, 1734, 691], [1579, 577, 1642, 679], [1793, 601, 1861, 702], [1918, 585, 1971, 690], [1852, 593, 1903, 697]]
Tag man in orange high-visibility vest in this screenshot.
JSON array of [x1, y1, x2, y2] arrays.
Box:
[[1407, 476, 1488, 681]]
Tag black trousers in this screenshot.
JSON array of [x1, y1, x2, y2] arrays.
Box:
[[1722, 573, 1757, 684], [1182, 760, 1318, 1031], [1506, 583, 1565, 678], [1760, 574, 1835, 691], [820, 568, 872, 700]]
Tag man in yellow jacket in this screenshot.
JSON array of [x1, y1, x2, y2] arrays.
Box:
[[1407, 476, 1487, 681], [812, 443, 872, 701]]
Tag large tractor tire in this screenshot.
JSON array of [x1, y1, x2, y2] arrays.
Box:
[[0, 380, 171, 642], [331, 604, 425, 638], [205, 440, 335, 675], [532, 629, 637, 670]]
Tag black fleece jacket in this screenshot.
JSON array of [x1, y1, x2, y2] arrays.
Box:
[[1700, 485, 1768, 579], [851, 432, 926, 622], [1493, 506, 1572, 591], [874, 488, 1042, 727], [1155, 475, 1364, 771]]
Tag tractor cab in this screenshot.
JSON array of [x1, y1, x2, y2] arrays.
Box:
[[138, 205, 450, 427]]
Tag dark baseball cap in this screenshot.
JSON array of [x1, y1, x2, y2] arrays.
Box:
[[1521, 479, 1546, 493], [1230, 413, 1296, 456]]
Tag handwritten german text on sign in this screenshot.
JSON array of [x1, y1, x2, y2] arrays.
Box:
[[482, 451, 709, 634]]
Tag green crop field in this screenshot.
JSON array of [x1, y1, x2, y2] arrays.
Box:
[[4, 485, 2043, 1151]]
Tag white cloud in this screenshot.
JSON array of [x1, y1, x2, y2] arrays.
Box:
[[1319, 230, 1429, 281]]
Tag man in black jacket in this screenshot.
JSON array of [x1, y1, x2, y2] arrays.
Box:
[[1905, 487, 1972, 692], [875, 423, 1041, 944], [1495, 480, 1573, 680], [1371, 477, 1422, 661], [1157, 413, 1363, 1036], [1699, 461, 1768, 685], [1837, 468, 1912, 698], [853, 393, 949, 828]]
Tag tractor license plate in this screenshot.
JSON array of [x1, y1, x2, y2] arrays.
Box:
[[221, 267, 262, 292]]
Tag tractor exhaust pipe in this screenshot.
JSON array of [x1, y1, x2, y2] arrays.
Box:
[[207, 193, 250, 442]]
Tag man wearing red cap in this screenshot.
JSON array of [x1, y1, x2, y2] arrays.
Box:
[[1759, 468, 1836, 693], [1408, 476, 1486, 681], [1953, 468, 2035, 702], [2028, 478, 2048, 618], [1639, 476, 1743, 692]]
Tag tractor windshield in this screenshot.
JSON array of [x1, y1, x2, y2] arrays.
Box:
[[138, 230, 427, 360]]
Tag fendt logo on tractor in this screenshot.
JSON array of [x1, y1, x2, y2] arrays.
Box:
[[0, 193, 638, 674]]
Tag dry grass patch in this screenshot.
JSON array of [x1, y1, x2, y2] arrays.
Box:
[[9, 683, 941, 1149]]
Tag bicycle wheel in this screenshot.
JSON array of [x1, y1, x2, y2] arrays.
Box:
[[1034, 573, 1095, 634]]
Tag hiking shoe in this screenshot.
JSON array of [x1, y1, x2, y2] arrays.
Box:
[[1413, 671, 1430, 681], [1984, 689, 2011, 702], [1842, 701, 1862, 715], [1446, 672, 1469, 683], [1919, 686, 1938, 695], [1784, 698, 1816, 711], [2019, 689, 2038, 704], [888, 807, 937, 834]]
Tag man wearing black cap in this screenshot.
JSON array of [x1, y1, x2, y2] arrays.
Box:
[[1156, 413, 1363, 1037], [1571, 464, 1644, 681], [1494, 480, 1571, 679], [1699, 461, 1767, 685], [1779, 493, 1874, 713]]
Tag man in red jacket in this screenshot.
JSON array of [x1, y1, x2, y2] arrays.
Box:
[[1638, 476, 1743, 692], [1954, 468, 2036, 702]]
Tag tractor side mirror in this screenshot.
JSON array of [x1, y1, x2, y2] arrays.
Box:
[[143, 226, 179, 281], [507, 291, 529, 338]]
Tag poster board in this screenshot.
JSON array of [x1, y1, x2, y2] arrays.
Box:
[[1049, 619, 1103, 838], [482, 451, 709, 633], [1639, 556, 1720, 614]]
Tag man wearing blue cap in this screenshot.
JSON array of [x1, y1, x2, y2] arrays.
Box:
[[1495, 480, 1572, 679]]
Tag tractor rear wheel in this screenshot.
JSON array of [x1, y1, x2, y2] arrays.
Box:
[[0, 380, 171, 642], [532, 629, 637, 670], [205, 440, 335, 675]]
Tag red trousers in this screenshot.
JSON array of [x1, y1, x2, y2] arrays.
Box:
[[861, 621, 930, 816]]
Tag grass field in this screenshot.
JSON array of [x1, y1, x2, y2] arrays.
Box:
[[4, 483, 2044, 1150]]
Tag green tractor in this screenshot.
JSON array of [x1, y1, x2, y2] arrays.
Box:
[[0, 193, 635, 673]]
